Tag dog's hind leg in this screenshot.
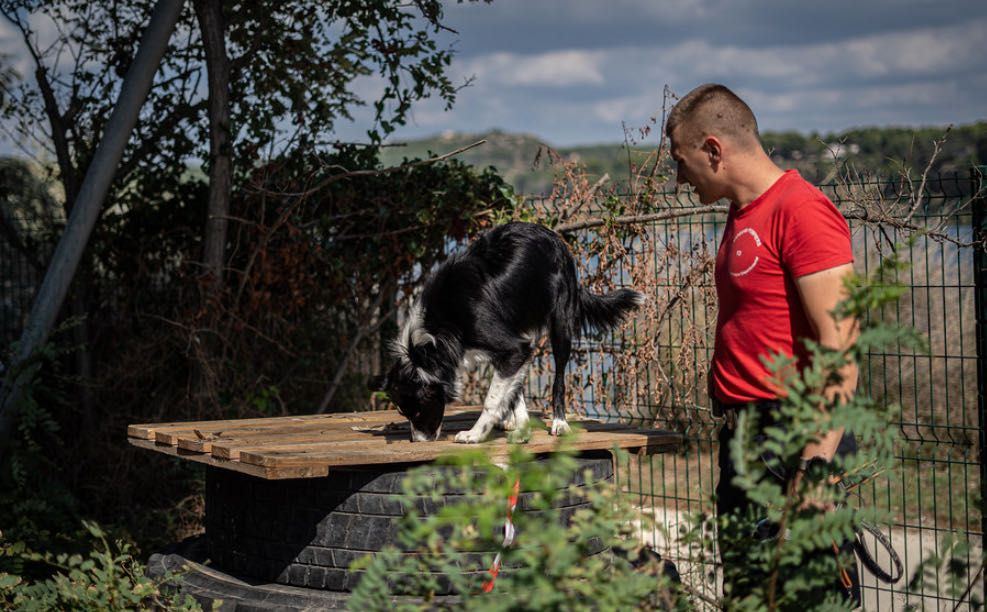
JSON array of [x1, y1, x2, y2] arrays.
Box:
[[549, 319, 572, 436], [455, 367, 527, 443]]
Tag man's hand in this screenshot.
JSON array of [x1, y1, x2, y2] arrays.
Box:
[[789, 459, 842, 512]]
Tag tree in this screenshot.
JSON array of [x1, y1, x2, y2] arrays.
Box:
[[1, 0, 483, 275], [192, 0, 232, 293], [0, 0, 490, 446], [0, 0, 187, 451]]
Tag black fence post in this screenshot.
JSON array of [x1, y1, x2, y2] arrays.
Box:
[[973, 165, 987, 575]]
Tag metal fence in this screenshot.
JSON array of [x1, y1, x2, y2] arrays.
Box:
[[520, 168, 986, 610], [1, 168, 984, 609], [0, 216, 46, 353]]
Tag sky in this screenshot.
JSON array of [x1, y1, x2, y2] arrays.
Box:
[[339, 0, 987, 147], [1, 1, 985, 151]]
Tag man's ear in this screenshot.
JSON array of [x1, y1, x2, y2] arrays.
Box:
[[703, 135, 723, 162], [367, 374, 388, 391]]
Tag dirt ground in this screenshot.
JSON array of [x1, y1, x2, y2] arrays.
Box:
[[635, 506, 984, 611]]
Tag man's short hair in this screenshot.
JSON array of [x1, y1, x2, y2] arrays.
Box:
[[665, 84, 760, 149]]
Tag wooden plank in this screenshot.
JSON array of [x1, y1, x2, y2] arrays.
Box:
[[238, 428, 680, 468], [173, 409, 572, 455], [147, 411, 411, 444], [172, 419, 410, 453], [128, 410, 680, 480], [208, 420, 631, 461], [127, 438, 329, 479], [134, 407, 482, 443], [237, 436, 678, 469], [171, 410, 498, 454], [207, 427, 408, 460], [130, 413, 341, 440]]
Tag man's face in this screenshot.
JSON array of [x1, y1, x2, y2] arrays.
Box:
[[669, 126, 720, 204]]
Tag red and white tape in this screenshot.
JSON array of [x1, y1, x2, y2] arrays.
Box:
[[481, 477, 521, 593]]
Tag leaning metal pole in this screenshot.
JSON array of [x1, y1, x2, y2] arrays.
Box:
[[0, 0, 185, 451]]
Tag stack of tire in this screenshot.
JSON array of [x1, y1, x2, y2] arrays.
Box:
[[204, 454, 614, 596]]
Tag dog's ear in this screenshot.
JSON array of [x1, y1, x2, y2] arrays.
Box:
[[367, 374, 388, 391], [410, 327, 437, 348]]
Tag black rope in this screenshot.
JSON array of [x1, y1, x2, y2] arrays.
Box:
[[852, 521, 904, 584]]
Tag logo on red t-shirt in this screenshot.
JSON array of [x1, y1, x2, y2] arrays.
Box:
[[728, 227, 762, 277]]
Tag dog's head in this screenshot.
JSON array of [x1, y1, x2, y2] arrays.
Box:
[[368, 361, 447, 442]]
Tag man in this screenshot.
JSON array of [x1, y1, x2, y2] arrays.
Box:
[[665, 84, 860, 606]]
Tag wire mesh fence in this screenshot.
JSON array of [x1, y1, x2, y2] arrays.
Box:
[[1, 168, 984, 609], [518, 168, 985, 609], [0, 217, 48, 353]]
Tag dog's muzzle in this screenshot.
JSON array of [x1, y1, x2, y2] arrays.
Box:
[[409, 423, 441, 442]]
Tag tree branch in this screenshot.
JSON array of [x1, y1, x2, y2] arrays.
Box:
[[842, 209, 983, 248], [903, 126, 950, 225], [0, 8, 79, 208], [554, 205, 729, 233]]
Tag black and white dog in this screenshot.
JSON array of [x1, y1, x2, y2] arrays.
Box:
[[370, 222, 643, 443]]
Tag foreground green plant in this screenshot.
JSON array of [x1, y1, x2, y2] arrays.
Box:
[[349, 440, 685, 611], [0, 521, 201, 611], [0, 322, 82, 553], [905, 531, 984, 611]]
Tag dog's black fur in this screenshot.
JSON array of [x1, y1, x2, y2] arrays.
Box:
[[370, 222, 643, 443]]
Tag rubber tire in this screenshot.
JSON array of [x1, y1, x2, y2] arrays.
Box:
[[206, 454, 613, 594]]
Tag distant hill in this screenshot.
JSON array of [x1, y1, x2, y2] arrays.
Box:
[[379, 129, 555, 194], [380, 123, 987, 196], [378, 129, 658, 195]]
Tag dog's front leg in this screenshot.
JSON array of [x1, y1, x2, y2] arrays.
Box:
[[455, 370, 523, 444], [498, 393, 529, 432]]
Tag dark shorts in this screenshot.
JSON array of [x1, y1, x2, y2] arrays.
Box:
[[714, 400, 861, 608]]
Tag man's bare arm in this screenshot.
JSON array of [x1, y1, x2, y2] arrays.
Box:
[[794, 262, 859, 464]]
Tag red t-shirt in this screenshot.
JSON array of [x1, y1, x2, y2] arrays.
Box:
[[711, 170, 853, 404]]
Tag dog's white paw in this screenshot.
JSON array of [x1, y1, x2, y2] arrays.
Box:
[[455, 429, 485, 444], [550, 418, 571, 436]]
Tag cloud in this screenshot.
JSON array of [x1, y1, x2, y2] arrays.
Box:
[[741, 76, 986, 131], [591, 94, 660, 125], [7, 0, 978, 149], [459, 50, 606, 87], [646, 17, 987, 89], [332, 7, 987, 145], [440, 0, 987, 57]]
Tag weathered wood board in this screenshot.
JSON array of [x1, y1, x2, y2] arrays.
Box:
[[128, 407, 680, 480]]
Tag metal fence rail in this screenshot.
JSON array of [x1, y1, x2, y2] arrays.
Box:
[[519, 169, 985, 609], [1, 168, 984, 609]]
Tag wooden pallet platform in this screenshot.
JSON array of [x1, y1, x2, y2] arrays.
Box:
[[128, 407, 681, 480]]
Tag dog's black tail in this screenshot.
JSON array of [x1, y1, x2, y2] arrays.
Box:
[[577, 287, 644, 334]]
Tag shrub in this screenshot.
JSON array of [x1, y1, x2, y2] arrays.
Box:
[[0, 521, 201, 611], [348, 441, 686, 611]]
